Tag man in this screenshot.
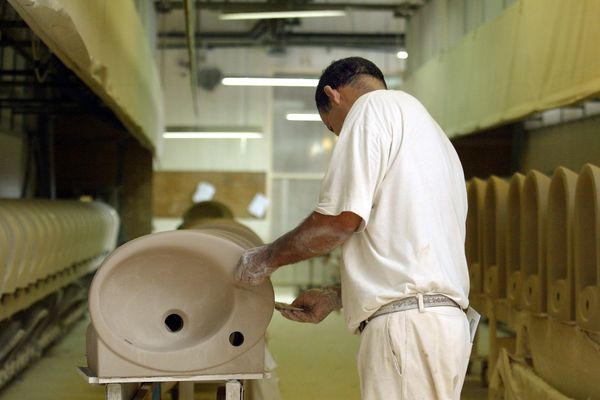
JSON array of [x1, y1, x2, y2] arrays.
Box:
[[235, 57, 471, 399]]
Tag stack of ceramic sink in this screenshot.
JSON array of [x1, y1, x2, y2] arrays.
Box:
[[466, 165, 600, 399], [0, 199, 119, 310]]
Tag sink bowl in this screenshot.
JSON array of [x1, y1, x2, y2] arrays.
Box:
[[87, 228, 273, 377]]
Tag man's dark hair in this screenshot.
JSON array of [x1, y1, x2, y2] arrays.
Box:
[[315, 57, 387, 112]]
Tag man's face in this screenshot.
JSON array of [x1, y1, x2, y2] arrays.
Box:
[[319, 104, 347, 137]]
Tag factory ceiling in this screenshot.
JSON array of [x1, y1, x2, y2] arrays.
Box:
[[155, 0, 421, 51]]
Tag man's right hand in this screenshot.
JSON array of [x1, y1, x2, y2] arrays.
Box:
[[234, 245, 277, 286], [279, 287, 342, 323]]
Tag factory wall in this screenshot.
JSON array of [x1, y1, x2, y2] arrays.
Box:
[[521, 115, 600, 174], [155, 47, 400, 172], [155, 47, 272, 174], [0, 131, 24, 199]]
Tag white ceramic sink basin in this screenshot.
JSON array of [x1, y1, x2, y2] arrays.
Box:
[[87, 227, 273, 377]]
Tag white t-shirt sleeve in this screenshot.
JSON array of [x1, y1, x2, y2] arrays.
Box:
[[315, 101, 392, 232]]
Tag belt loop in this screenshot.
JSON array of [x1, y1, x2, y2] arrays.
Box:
[[417, 293, 425, 313]]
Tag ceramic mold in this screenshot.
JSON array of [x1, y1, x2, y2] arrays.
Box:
[[520, 171, 550, 313], [466, 178, 487, 308], [574, 164, 600, 332], [547, 167, 578, 322], [506, 173, 525, 307], [483, 176, 509, 300]]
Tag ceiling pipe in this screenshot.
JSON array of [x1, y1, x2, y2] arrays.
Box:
[[155, 1, 422, 17], [155, 1, 411, 51], [158, 31, 404, 51], [183, 0, 199, 116]]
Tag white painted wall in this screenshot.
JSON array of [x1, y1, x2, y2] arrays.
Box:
[[522, 114, 600, 174], [156, 47, 402, 172], [159, 49, 271, 127], [156, 138, 269, 172], [155, 48, 271, 172]]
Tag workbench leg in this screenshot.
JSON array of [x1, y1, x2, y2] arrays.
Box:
[[225, 379, 243, 400], [106, 383, 140, 400], [151, 383, 161, 400], [178, 382, 194, 400]]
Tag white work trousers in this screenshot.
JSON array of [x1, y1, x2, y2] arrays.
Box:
[[357, 305, 472, 400]]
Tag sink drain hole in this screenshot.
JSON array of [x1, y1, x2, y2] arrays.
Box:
[[229, 331, 244, 346], [165, 313, 184, 332]]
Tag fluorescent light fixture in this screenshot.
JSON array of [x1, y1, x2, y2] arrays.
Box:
[[396, 50, 408, 60], [286, 113, 322, 122], [163, 132, 263, 139], [222, 77, 318, 87], [220, 10, 346, 21]]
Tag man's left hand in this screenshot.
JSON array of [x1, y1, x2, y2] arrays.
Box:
[[279, 287, 341, 323]]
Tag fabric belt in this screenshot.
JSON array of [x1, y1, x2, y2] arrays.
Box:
[[358, 294, 460, 333]]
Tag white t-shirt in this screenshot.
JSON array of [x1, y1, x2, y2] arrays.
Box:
[[315, 90, 470, 332]]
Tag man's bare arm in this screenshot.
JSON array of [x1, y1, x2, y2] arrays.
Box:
[[235, 211, 362, 285], [270, 211, 361, 266]]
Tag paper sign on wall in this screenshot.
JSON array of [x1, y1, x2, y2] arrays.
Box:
[[248, 193, 269, 218], [192, 182, 216, 203]]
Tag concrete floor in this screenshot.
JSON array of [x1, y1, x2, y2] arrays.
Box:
[[0, 319, 104, 400], [0, 310, 488, 400]]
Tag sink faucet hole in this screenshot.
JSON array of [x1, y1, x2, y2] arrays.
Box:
[[165, 313, 184, 332], [229, 331, 244, 347]]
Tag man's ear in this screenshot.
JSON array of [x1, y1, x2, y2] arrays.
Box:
[[324, 85, 342, 106]]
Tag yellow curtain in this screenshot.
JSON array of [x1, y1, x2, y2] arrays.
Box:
[[402, 0, 600, 138]]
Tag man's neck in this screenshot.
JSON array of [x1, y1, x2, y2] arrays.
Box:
[[339, 77, 386, 110]]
